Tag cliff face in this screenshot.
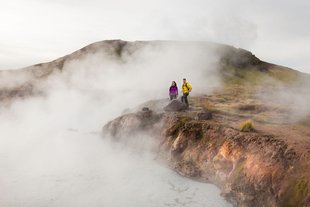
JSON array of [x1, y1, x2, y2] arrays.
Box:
[[103, 106, 310, 207]]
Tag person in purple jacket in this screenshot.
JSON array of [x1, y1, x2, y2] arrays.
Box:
[[169, 81, 178, 100]]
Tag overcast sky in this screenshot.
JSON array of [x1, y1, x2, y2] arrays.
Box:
[[0, 0, 309, 73]]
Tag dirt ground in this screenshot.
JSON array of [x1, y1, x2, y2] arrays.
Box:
[[191, 85, 310, 163]]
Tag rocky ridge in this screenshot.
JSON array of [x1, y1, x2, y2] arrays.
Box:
[[103, 105, 310, 207], [0, 40, 266, 102]]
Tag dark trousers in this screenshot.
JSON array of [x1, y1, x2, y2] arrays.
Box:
[[181, 93, 189, 106], [170, 95, 177, 100]]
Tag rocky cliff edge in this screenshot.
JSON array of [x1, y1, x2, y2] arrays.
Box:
[[102, 101, 310, 207]]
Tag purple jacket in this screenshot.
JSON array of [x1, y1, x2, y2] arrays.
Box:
[[169, 86, 178, 95]]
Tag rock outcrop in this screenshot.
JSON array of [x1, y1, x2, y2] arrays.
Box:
[[164, 100, 188, 112], [103, 107, 163, 139], [102, 107, 310, 207]]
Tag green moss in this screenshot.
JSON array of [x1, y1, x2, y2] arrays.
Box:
[[281, 179, 309, 207]]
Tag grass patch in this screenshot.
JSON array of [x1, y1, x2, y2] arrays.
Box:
[[281, 179, 309, 207], [191, 97, 215, 111], [221, 65, 266, 86], [240, 120, 255, 132], [179, 115, 191, 124], [268, 67, 301, 85], [297, 116, 310, 127]]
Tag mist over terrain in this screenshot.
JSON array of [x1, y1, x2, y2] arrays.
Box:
[[1, 40, 310, 206], [0, 41, 233, 206]]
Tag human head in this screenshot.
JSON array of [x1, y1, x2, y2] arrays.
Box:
[[183, 78, 186, 83], [171, 81, 177, 86]]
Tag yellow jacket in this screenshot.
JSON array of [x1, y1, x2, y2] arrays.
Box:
[[182, 82, 192, 94]]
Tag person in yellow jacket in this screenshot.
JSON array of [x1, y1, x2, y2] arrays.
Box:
[[181, 78, 192, 108]]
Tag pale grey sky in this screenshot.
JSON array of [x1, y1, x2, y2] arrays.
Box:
[[0, 0, 309, 73]]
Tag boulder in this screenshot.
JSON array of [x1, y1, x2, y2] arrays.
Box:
[[138, 107, 153, 119], [196, 111, 213, 120], [164, 100, 188, 112]]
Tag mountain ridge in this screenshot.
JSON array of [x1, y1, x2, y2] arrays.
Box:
[[1, 39, 309, 103]]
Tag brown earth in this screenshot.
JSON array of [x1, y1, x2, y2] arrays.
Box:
[[102, 97, 310, 207]]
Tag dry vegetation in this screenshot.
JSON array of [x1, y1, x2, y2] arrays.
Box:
[[191, 63, 310, 142], [240, 120, 255, 132]]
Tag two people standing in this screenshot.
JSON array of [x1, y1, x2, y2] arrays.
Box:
[[169, 78, 192, 107]]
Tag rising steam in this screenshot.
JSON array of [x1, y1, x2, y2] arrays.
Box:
[[0, 42, 231, 207]]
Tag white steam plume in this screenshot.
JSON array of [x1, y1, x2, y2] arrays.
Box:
[[0, 42, 231, 207]]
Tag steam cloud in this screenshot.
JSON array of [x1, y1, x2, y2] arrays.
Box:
[[258, 83, 310, 123], [0, 43, 231, 207]]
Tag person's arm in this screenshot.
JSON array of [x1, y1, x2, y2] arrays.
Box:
[[187, 83, 192, 92]]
